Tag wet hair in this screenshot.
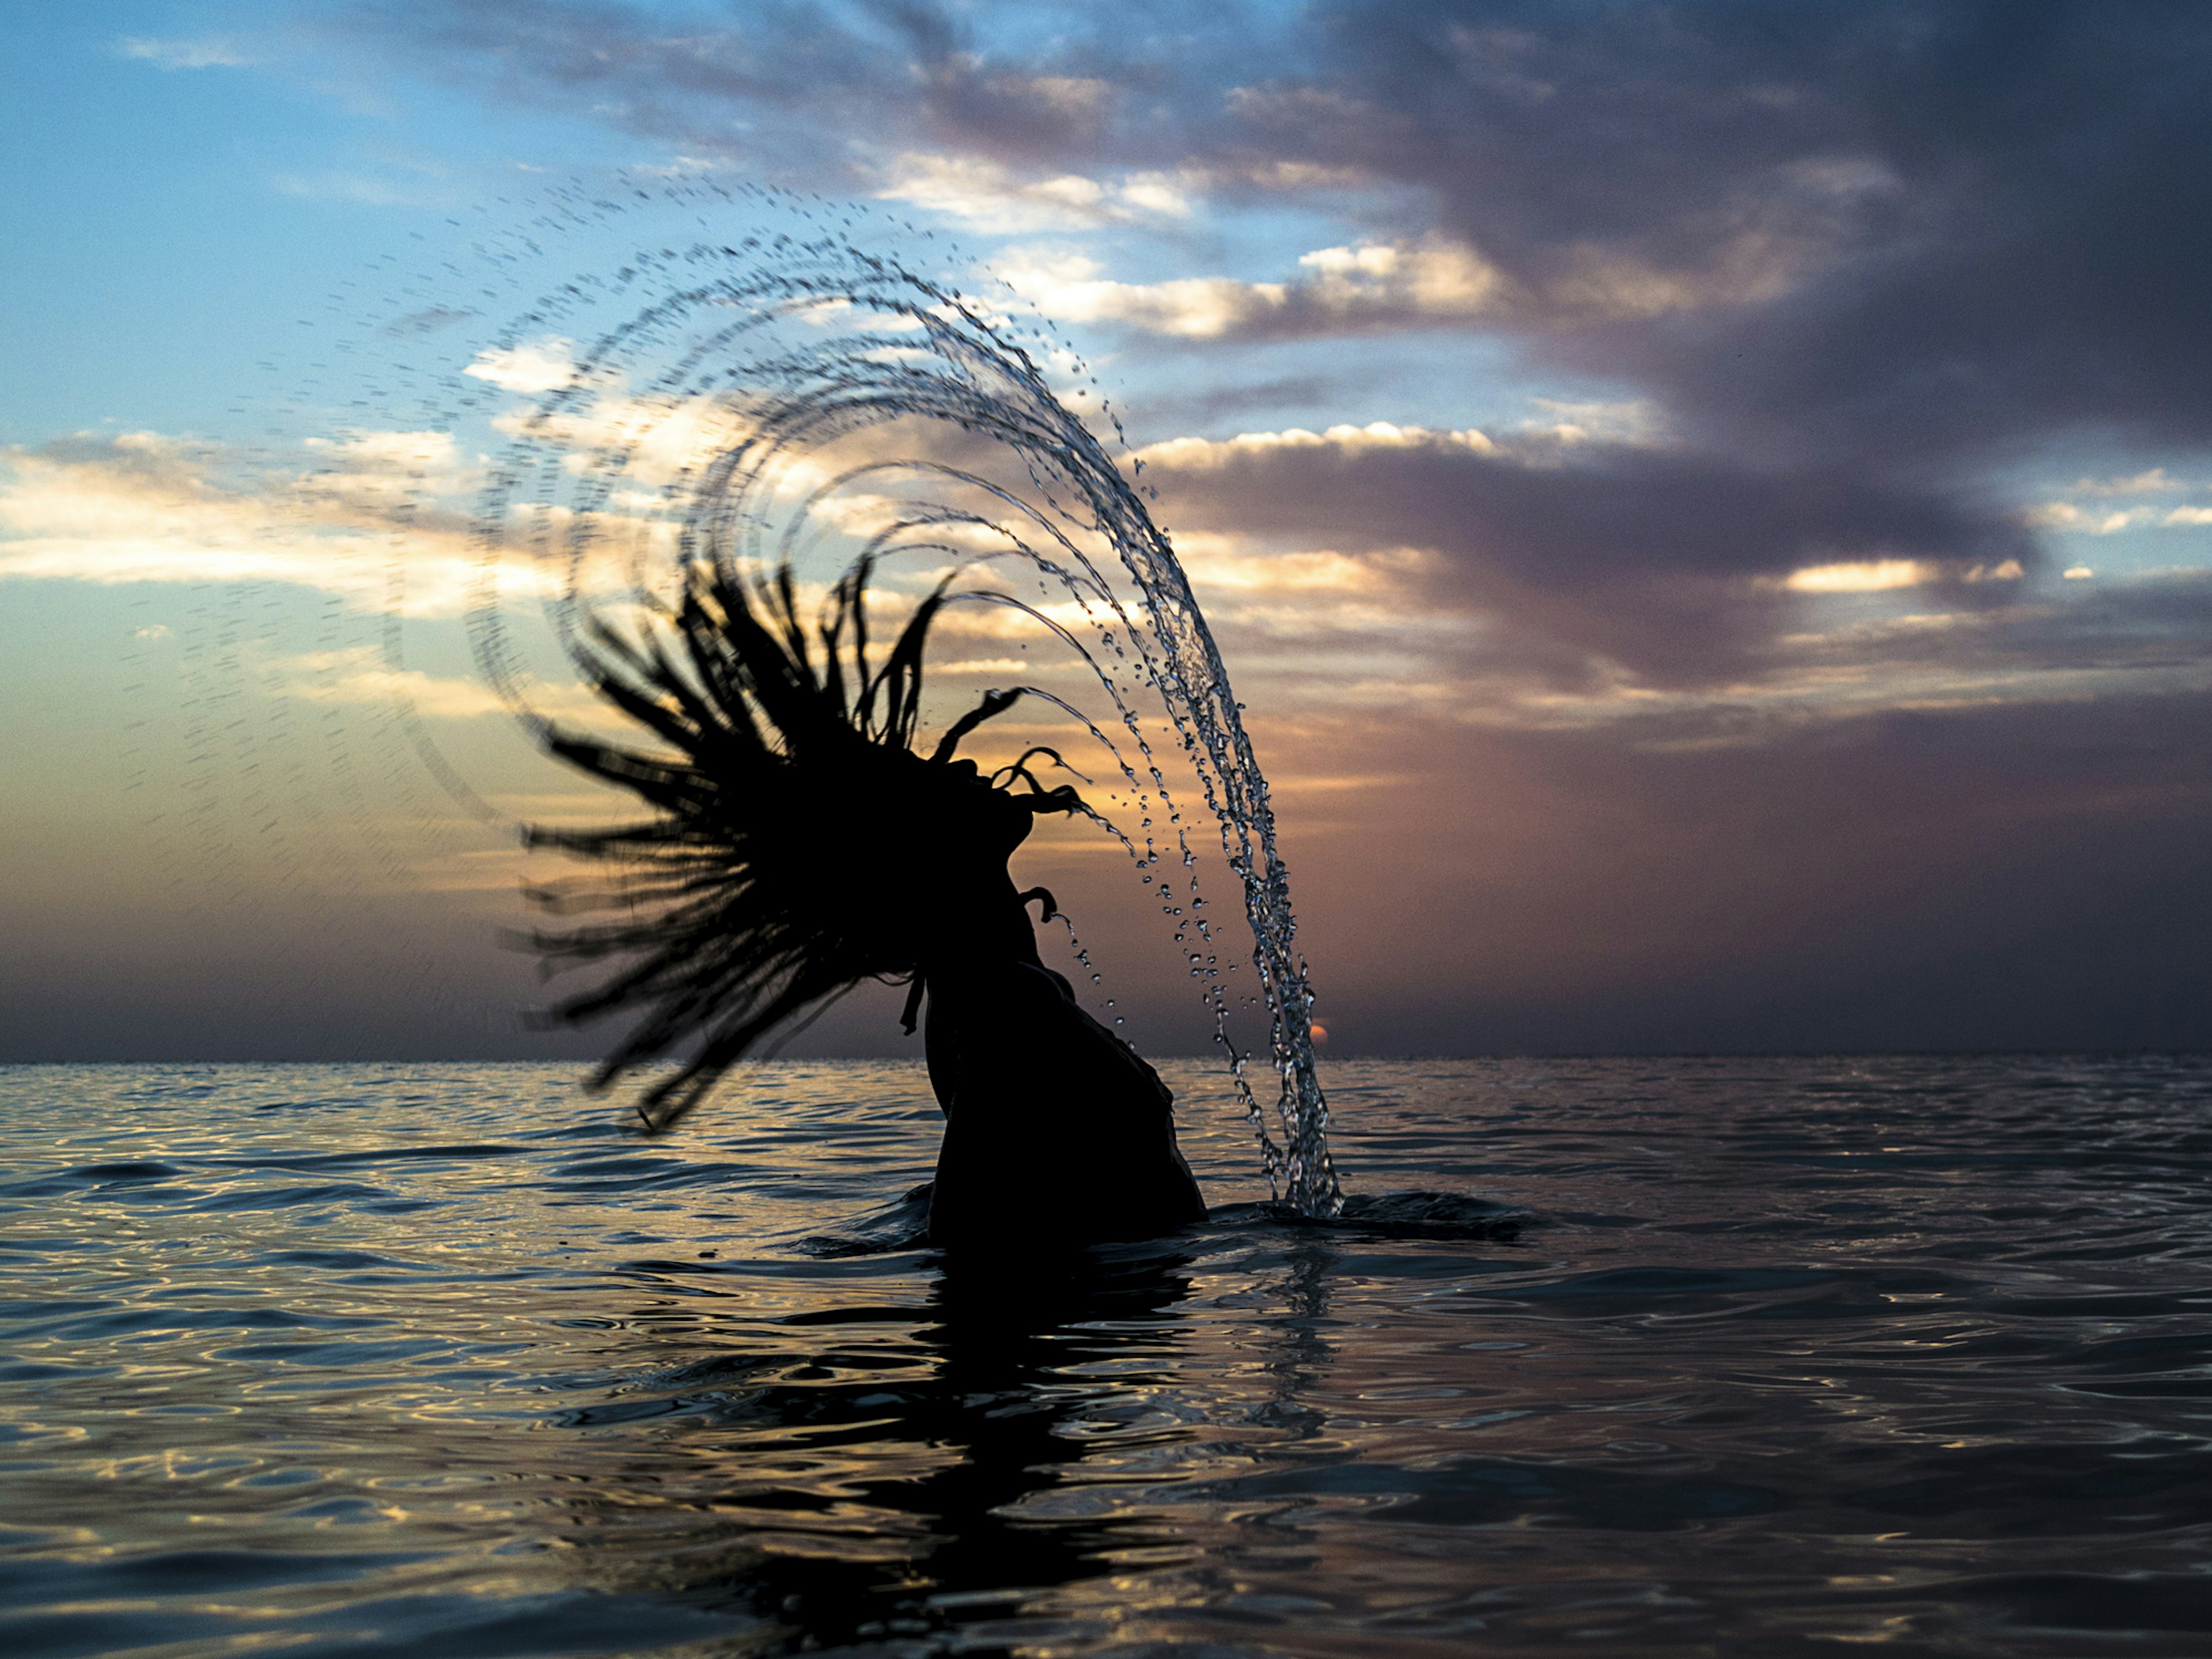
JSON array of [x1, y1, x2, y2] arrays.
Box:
[[524, 556, 1077, 1129]]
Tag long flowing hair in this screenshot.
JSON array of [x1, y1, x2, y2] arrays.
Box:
[[525, 556, 1070, 1129]]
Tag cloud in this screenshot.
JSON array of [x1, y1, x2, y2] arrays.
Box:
[[1124, 421, 2212, 738], [272, 172, 428, 207], [1770, 558, 2020, 593], [356, 2, 2212, 468], [1000, 238, 1507, 340], [2071, 468, 2187, 497], [2027, 501, 2212, 533], [285, 647, 510, 721], [0, 430, 500, 617], [343, 0, 1217, 182], [466, 337, 578, 394], [1139, 421, 2041, 679], [66, 1, 2212, 1055], [297, 429, 478, 507], [1256, 680, 2212, 1054], [877, 154, 1195, 232], [119, 37, 256, 70], [1775, 560, 1936, 594], [1468, 3, 2212, 469], [1136, 421, 1495, 467], [2024, 503, 2160, 536], [281, 646, 617, 726]]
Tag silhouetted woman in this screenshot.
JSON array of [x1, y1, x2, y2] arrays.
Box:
[[525, 558, 1207, 1248]]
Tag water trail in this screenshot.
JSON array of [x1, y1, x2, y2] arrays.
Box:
[[438, 203, 1339, 1212]]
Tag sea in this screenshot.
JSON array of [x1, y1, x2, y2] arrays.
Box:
[[3, 1054, 2210, 1657]]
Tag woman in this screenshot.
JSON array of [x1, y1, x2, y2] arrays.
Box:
[[525, 556, 1206, 1248]]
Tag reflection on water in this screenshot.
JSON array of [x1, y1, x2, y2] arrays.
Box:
[[4, 1056, 2212, 1656], [547, 1249, 1206, 1653]]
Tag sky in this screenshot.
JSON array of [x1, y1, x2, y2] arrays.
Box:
[[6, 0, 2212, 1062]]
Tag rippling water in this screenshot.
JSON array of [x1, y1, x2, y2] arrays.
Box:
[[5, 1055, 2211, 1656]]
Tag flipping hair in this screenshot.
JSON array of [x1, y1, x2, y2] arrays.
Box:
[[525, 558, 1073, 1129]]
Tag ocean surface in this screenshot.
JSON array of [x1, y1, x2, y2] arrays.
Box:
[[3, 1055, 2210, 1657]]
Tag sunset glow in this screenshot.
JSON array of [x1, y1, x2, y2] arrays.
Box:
[[6, 3, 2211, 1059]]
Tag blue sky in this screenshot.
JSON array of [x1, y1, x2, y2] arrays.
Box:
[[2, 6, 631, 441], [7, 1, 2212, 1060]]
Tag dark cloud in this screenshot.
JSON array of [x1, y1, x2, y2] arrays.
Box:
[[290, 1, 2212, 1056], [1132, 373, 1343, 427], [343, 0, 1243, 174], [1154, 433, 2032, 579], [1447, 1, 2212, 468], [347, 0, 926, 161], [357, 2, 2212, 464], [1261, 683, 2212, 1054], [349, 0, 2212, 571], [1147, 430, 2040, 684], [1774, 570, 2212, 683], [1192, 1, 2212, 465]]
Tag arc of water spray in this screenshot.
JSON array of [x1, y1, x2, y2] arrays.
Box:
[[466, 234, 1340, 1215]]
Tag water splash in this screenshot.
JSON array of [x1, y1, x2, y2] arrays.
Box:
[[402, 192, 1340, 1213]]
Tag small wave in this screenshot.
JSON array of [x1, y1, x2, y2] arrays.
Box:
[[798, 1183, 937, 1257], [2, 1162, 184, 1199], [206, 1145, 518, 1172], [798, 1185, 1528, 1255], [1211, 1190, 1527, 1241], [67, 1161, 178, 1182]]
